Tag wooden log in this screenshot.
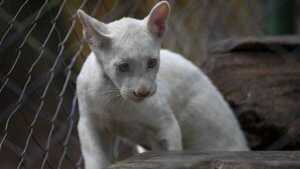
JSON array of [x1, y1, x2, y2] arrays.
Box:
[[108, 151, 300, 169], [204, 36, 300, 150]]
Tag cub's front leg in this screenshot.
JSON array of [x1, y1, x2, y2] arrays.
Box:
[[77, 116, 116, 169], [155, 116, 183, 151], [142, 104, 183, 151]]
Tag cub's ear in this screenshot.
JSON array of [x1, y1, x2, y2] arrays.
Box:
[[77, 10, 111, 48], [145, 1, 171, 38]]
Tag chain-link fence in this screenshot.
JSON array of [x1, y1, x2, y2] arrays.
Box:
[[0, 0, 299, 169]]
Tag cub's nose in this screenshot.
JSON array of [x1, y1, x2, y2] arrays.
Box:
[[133, 88, 151, 98]]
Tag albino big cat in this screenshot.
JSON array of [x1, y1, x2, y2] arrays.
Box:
[[76, 1, 248, 169]]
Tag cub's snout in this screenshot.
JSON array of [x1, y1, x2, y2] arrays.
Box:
[[121, 83, 157, 102], [133, 88, 151, 98]]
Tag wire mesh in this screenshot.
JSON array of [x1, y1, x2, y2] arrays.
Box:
[[0, 0, 299, 169]]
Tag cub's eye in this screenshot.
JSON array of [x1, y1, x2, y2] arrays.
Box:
[[118, 63, 130, 72], [147, 58, 157, 69]]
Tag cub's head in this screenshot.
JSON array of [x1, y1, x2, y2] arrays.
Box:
[[78, 1, 170, 102]]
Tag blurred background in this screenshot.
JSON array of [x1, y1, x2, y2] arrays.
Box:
[[0, 0, 300, 168]]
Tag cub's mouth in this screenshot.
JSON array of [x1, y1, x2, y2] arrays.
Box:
[[130, 95, 147, 102]]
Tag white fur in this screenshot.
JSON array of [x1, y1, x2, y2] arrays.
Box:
[[77, 50, 248, 169], [76, 2, 248, 169]]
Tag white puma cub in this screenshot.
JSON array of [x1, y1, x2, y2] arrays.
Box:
[[76, 1, 248, 169]]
